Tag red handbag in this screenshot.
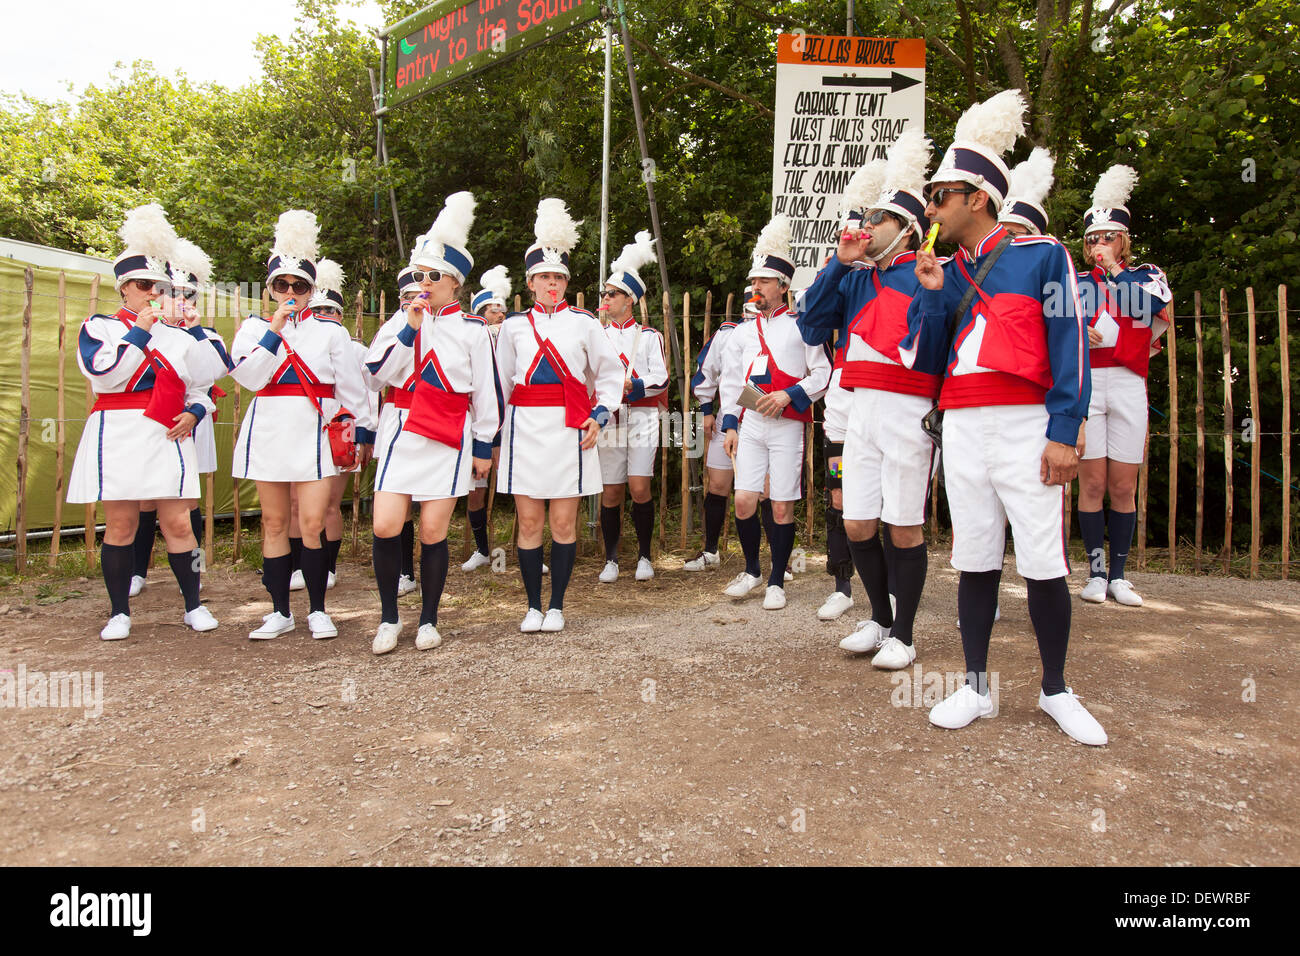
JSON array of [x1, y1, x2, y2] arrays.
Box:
[[142, 349, 188, 430], [526, 310, 593, 429], [401, 337, 470, 448], [284, 346, 358, 470]]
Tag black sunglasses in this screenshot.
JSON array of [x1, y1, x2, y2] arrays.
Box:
[[599, 290, 623, 299], [924, 185, 978, 206], [271, 277, 312, 295]]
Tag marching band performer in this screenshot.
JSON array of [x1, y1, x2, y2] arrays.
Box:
[[683, 284, 757, 571], [720, 214, 831, 610], [495, 198, 624, 633], [998, 148, 1056, 239], [800, 131, 940, 668], [231, 211, 375, 641], [68, 204, 219, 640], [596, 231, 669, 583], [365, 194, 499, 654], [907, 90, 1105, 744], [1075, 166, 1172, 608], [463, 265, 512, 572]]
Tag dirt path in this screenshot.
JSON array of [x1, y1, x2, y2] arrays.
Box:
[[1, 550, 1296, 866]]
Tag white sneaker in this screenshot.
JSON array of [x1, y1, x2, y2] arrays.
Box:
[[327, 571, 336, 589], [724, 571, 762, 598], [1080, 576, 1107, 603], [817, 591, 854, 621], [871, 636, 916, 670], [183, 605, 219, 632], [929, 684, 995, 729], [635, 557, 655, 581], [289, 569, 305, 591], [1107, 579, 1143, 607], [599, 560, 619, 583], [100, 613, 131, 641], [784, 570, 794, 582], [396, 573, 418, 596], [372, 620, 402, 655], [462, 550, 491, 572], [541, 608, 565, 632], [683, 550, 720, 571], [128, 575, 146, 598], [307, 610, 338, 640], [415, 623, 442, 651], [1039, 687, 1108, 745], [249, 611, 295, 640], [839, 620, 890, 653], [520, 608, 545, 633], [763, 585, 786, 610]]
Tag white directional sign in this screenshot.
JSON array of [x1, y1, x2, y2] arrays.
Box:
[[771, 35, 926, 289]]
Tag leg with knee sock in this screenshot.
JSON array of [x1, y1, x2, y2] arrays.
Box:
[[372, 533, 402, 623], [881, 529, 898, 599], [703, 493, 726, 553], [735, 514, 761, 577], [890, 542, 928, 647], [958, 569, 1001, 693], [848, 535, 894, 628], [300, 546, 328, 614], [288, 536, 303, 575], [1078, 509, 1106, 579], [1107, 510, 1136, 581], [261, 554, 291, 617], [132, 510, 157, 579], [548, 541, 577, 610], [420, 539, 449, 626], [189, 507, 203, 547], [600, 505, 621, 562], [631, 500, 654, 561], [825, 506, 852, 596], [400, 520, 415, 580], [767, 522, 796, 587], [168, 550, 202, 612], [759, 499, 776, 550], [101, 542, 134, 617], [1026, 576, 1070, 695], [518, 547, 544, 610], [468, 507, 489, 557]]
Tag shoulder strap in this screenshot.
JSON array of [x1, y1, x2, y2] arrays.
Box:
[[940, 234, 1013, 356], [282, 343, 326, 418]]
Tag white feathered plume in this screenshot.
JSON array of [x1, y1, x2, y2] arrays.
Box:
[[118, 203, 177, 261], [534, 198, 582, 252], [272, 210, 320, 263], [426, 191, 476, 247], [882, 128, 934, 195], [1007, 147, 1056, 205], [953, 89, 1027, 156], [610, 229, 656, 275], [479, 264, 511, 302], [752, 214, 792, 259], [314, 258, 345, 296], [170, 238, 212, 287], [1092, 164, 1138, 209], [838, 159, 887, 223]]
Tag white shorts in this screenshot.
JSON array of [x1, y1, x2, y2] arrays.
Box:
[[705, 426, 732, 471], [733, 413, 806, 502], [498, 404, 602, 499], [68, 406, 200, 503], [193, 413, 218, 474], [841, 388, 936, 525], [597, 406, 660, 484], [233, 394, 340, 482], [373, 403, 474, 500], [1082, 364, 1148, 463], [942, 404, 1069, 580]]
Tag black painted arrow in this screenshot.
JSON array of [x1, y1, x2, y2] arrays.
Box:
[[821, 71, 921, 93]]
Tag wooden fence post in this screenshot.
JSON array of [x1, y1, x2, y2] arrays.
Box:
[[1137, 439, 1149, 569], [1220, 289, 1233, 573], [50, 272, 68, 569], [1247, 288, 1260, 578], [1281, 285, 1292, 579], [16, 268, 34, 572], [1166, 300, 1178, 571], [680, 292, 690, 550], [1194, 291, 1205, 572]]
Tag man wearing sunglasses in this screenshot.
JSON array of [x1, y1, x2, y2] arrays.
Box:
[[903, 90, 1105, 746], [799, 130, 941, 669]]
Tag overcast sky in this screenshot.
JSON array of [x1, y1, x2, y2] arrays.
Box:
[[0, 0, 385, 102]]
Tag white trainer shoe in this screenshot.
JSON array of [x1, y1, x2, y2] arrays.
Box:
[[289, 569, 306, 591], [396, 574, 418, 596], [839, 620, 890, 653], [520, 608, 545, 633], [327, 571, 336, 589], [929, 684, 995, 729], [1107, 579, 1143, 607], [871, 636, 916, 670], [462, 550, 491, 572], [724, 572, 762, 598], [635, 557, 655, 581], [1080, 576, 1107, 603], [1039, 687, 1108, 745], [683, 550, 720, 571], [307, 610, 338, 640], [100, 613, 131, 641], [249, 611, 295, 640], [598, 561, 619, 583], [541, 608, 565, 632], [784, 570, 794, 582], [817, 591, 854, 621], [763, 585, 786, 610], [128, 575, 146, 598], [372, 620, 402, 655], [415, 623, 442, 651], [183, 605, 219, 633]]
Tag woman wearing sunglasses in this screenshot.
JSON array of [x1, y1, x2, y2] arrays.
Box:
[[1075, 166, 1172, 608], [495, 198, 625, 633], [364, 193, 500, 655], [230, 211, 376, 641], [68, 204, 221, 641]]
